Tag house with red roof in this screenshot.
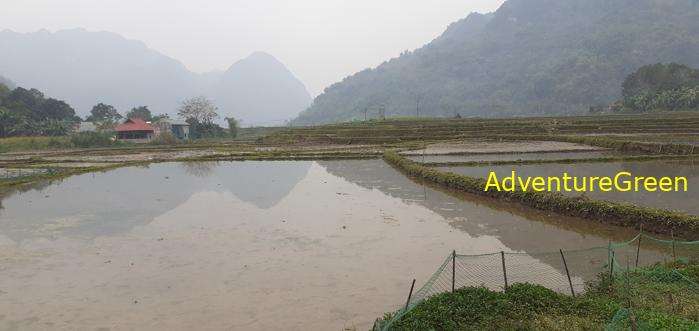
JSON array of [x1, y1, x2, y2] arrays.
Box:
[[114, 118, 155, 142]]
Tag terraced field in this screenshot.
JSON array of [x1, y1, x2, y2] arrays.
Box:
[[2, 112, 699, 330], [261, 112, 699, 147]]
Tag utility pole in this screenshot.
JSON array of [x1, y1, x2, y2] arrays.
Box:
[[416, 98, 421, 117]]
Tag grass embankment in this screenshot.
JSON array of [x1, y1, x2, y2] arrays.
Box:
[[0, 136, 72, 153], [0, 163, 135, 188], [421, 154, 699, 168], [383, 262, 699, 330], [383, 152, 699, 239], [500, 135, 698, 155], [0, 133, 131, 153]]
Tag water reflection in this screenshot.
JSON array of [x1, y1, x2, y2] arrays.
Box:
[[317, 160, 677, 288], [0, 160, 688, 331], [179, 161, 218, 177], [317, 160, 644, 247], [0, 161, 312, 242]]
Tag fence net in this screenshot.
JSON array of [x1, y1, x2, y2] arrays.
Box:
[[372, 233, 699, 331]]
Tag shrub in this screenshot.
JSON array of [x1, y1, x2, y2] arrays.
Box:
[[383, 152, 699, 238], [70, 132, 116, 148], [150, 132, 178, 145], [505, 283, 568, 314]]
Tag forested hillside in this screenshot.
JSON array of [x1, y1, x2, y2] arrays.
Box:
[[295, 0, 699, 124]]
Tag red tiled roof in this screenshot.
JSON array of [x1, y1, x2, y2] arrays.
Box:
[[114, 118, 155, 132]]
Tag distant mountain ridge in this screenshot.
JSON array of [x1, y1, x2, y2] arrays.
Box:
[[0, 29, 311, 125], [295, 0, 699, 124], [213, 52, 312, 126]]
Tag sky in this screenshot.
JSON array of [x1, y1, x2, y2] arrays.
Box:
[[1, 0, 505, 96]]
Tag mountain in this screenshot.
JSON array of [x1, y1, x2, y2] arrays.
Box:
[[212, 52, 312, 126], [295, 0, 699, 124], [0, 29, 311, 125]]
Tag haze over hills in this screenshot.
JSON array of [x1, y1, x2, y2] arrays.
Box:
[[213, 52, 312, 126], [295, 0, 699, 125], [0, 75, 14, 88], [0, 29, 311, 126]]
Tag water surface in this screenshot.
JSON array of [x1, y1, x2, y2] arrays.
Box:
[[407, 151, 616, 164], [0, 160, 672, 331]]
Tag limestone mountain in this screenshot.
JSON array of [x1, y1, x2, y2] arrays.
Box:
[[295, 0, 699, 124], [211, 52, 312, 126], [0, 29, 311, 125]]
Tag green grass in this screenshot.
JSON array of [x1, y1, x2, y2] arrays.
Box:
[[383, 152, 699, 239], [0, 136, 72, 153], [382, 262, 699, 331], [422, 154, 699, 168]]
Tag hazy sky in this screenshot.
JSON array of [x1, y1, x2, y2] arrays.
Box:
[[1, 0, 505, 96]]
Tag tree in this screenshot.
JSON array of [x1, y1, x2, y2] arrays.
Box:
[[152, 113, 170, 122], [618, 63, 699, 112], [622, 63, 699, 99], [177, 96, 219, 124], [0, 107, 22, 137], [39, 98, 79, 121], [6, 87, 44, 112], [226, 117, 239, 138], [0, 85, 79, 137], [126, 106, 153, 121], [86, 103, 122, 123], [184, 117, 226, 139], [0, 83, 10, 100]]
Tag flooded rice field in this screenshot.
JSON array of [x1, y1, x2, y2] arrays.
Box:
[[0, 160, 674, 330], [401, 140, 606, 156], [406, 151, 617, 163], [439, 159, 699, 215]]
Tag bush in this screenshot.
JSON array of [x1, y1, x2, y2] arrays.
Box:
[[70, 132, 116, 148], [0, 136, 71, 152], [150, 132, 178, 146], [505, 283, 568, 314], [383, 152, 699, 238]]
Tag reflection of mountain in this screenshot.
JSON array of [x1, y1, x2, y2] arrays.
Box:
[[318, 160, 634, 247], [317, 160, 676, 283], [210, 161, 312, 209], [0, 161, 311, 242]]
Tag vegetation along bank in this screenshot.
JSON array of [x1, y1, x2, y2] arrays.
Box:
[[383, 152, 699, 239]]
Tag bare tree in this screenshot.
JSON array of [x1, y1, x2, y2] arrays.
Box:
[[177, 96, 219, 123]]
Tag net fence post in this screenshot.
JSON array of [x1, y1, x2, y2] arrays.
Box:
[[610, 250, 615, 284], [404, 278, 416, 312], [451, 250, 456, 293], [671, 230, 676, 261], [608, 240, 612, 272], [501, 251, 508, 291], [560, 249, 575, 297], [635, 225, 643, 268]]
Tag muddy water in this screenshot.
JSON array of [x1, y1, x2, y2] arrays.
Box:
[[406, 151, 617, 164], [0, 160, 667, 331], [438, 159, 699, 215]]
